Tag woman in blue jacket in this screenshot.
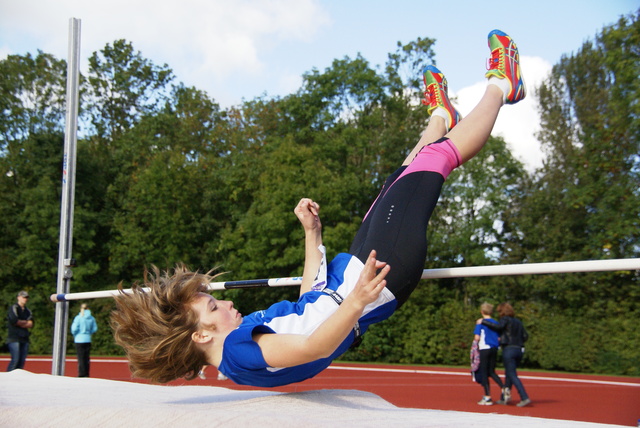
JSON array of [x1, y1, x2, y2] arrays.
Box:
[[71, 304, 98, 377]]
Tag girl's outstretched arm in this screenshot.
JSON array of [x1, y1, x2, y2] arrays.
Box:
[[255, 250, 389, 367], [294, 198, 324, 296]]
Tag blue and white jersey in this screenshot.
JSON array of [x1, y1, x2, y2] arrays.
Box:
[[218, 252, 397, 387], [474, 318, 500, 350]]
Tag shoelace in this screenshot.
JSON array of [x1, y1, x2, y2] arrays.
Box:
[[421, 82, 444, 109], [487, 48, 504, 73]]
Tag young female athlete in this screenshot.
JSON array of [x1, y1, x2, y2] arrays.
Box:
[[111, 29, 526, 387]]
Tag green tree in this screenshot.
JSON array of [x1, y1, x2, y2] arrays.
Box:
[[3, 24, 639, 375], [85, 39, 174, 141], [0, 52, 69, 352], [498, 12, 640, 374], [216, 39, 436, 312], [504, 12, 639, 312], [107, 85, 228, 280], [0, 52, 67, 285], [0, 52, 67, 146], [345, 136, 528, 364]]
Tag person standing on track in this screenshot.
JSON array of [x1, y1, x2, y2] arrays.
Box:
[[473, 302, 504, 405], [479, 302, 531, 407], [111, 29, 527, 388], [6, 291, 34, 372], [71, 303, 98, 377]]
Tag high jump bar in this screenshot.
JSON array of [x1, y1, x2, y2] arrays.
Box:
[[50, 258, 640, 302]]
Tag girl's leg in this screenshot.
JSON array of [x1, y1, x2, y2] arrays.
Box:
[[349, 68, 463, 304], [350, 30, 526, 306], [349, 169, 443, 306], [403, 65, 460, 165], [349, 64, 462, 263], [479, 349, 492, 396], [352, 65, 458, 248], [449, 29, 526, 164], [445, 85, 503, 164], [403, 116, 447, 165], [488, 347, 504, 389]]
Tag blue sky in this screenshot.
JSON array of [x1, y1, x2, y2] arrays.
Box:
[[1, 0, 637, 169]]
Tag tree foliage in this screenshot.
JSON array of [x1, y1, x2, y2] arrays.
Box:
[[497, 11, 640, 372], [1, 12, 638, 375]]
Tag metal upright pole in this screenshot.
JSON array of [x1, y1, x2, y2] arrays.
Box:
[[52, 18, 81, 376]]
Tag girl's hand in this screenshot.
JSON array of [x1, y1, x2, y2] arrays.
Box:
[[350, 250, 390, 308], [294, 198, 322, 233], [257, 250, 390, 369]]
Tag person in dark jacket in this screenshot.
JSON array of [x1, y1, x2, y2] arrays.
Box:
[[6, 290, 34, 371], [480, 302, 531, 407], [71, 303, 98, 377]]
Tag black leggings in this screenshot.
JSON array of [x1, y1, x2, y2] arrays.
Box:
[[479, 348, 504, 394], [349, 167, 444, 307]]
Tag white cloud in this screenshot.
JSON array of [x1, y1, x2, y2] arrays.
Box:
[[453, 56, 552, 171], [1, 5, 557, 160], [0, 0, 330, 103]]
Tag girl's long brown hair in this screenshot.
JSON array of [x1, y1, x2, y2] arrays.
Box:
[[110, 265, 213, 383]]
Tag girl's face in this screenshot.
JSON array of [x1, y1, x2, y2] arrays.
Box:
[[190, 292, 243, 335]]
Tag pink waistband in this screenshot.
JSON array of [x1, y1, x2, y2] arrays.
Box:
[[399, 138, 461, 180]]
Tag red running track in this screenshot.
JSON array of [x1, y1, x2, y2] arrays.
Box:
[[7, 357, 640, 427]]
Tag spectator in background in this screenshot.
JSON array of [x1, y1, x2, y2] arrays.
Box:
[[71, 303, 98, 377], [473, 302, 504, 405], [480, 302, 531, 407], [6, 291, 34, 371]]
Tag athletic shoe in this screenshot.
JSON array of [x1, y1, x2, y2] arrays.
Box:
[[422, 65, 461, 130], [496, 399, 508, 405], [516, 398, 532, 407], [477, 396, 493, 406], [485, 30, 526, 104], [502, 387, 512, 403]]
